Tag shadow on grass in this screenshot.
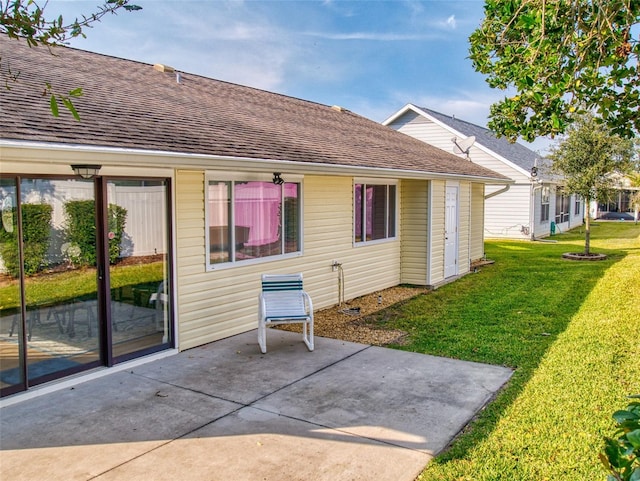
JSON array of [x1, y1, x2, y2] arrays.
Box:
[[359, 224, 637, 463]]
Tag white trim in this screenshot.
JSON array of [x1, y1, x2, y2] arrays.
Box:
[[169, 176, 179, 349], [467, 182, 472, 270], [444, 184, 460, 278], [426, 180, 433, 286], [1, 140, 510, 185], [353, 181, 398, 246], [0, 349, 179, 408], [353, 177, 398, 185], [383, 104, 535, 180], [204, 176, 304, 271], [206, 171, 304, 183]]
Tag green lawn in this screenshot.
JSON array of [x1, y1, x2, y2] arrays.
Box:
[[382, 222, 640, 480], [0, 262, 164, 311]]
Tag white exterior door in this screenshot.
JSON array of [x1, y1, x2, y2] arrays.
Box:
[[444, 185, 459, 278]]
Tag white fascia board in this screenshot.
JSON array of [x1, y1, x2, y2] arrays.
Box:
[[1, 139, 511, 185], [384, 105, 534, 180], [381, 103, 423, 126]]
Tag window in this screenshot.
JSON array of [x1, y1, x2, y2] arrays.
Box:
[[574, 196, 581, 216], [207, 178, 301, 267], [354, 182, 396, 243], [540, 187, 550, 222], [555, 190, 570, 224]]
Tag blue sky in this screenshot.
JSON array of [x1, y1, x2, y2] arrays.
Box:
[[51, 0, 550, 152]]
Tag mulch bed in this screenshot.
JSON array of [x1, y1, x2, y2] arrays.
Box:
[[278, 286, 429, 346]]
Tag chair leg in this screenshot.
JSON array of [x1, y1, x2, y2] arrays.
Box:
[[302, 320, 314, 352], [258, 321, 267, 354]]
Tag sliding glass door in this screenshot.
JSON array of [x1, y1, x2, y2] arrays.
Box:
[[0, 178, 25, 394], [0, 175, 172, 397], [107, 179, 172, 361]]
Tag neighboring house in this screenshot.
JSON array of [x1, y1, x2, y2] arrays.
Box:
[[0, 38, 509, 397], [383, 104, 584, 239], [591, 174, 640, 221]]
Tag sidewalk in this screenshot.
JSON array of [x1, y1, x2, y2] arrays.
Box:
[[0, 330, 512, 481]]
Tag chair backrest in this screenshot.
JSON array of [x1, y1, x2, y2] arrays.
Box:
[[261, 273, 304, 292], [261, 273, 308, 318]]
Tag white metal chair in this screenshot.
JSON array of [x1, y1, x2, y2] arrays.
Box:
[[258, 273, 314, 354]]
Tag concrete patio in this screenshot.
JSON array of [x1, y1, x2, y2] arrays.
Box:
[[0, 330, 512, 481]]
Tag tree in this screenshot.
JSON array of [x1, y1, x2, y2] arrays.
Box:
[[548, 114, 638, 255], [469, 0, 639, 142], [1, 0, 141, 119]]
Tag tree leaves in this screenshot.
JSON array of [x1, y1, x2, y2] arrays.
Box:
[[469, 0, 640, 141], [601, 399, 640, 481], [43, 81, 83, 120], [549, 114, 638, 202], [1, 0, 141, 120]]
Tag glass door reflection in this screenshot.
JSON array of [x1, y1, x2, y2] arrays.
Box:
[[23, 177, 101, 383], [0, 178, 101, 391], [0, 178, 25, 393], [107, 179, 171, 360]]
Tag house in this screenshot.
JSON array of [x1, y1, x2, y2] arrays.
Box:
[[383, 105, 584, 239], [0, 37, 509, 397], [591, 174, 640, 221]]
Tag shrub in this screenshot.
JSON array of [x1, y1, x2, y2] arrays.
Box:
[[600, 395, 640, 481], [0, 203, 53, 277], [64, 200, 127, 266], [107, 203, 127, 264]]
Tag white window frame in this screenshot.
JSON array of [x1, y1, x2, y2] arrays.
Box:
[[555, 190, 570, 224], [541, 186, 550, 223], [205, 172, 303, 270], [353, 178, 398, 246]]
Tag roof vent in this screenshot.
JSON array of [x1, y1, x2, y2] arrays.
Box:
[[331, 105, 347, 112], [153, 64, 175, 73]]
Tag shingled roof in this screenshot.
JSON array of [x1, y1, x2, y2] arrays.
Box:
[[417, 107, 544, 172], [0, 36, 507, 181]]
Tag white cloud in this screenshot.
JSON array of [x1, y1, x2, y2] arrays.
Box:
[[445, 15, 457, 29]]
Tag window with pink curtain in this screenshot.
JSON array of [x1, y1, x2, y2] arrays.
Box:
[[354, 183, 396, 243], [207, 179, 300, 265]]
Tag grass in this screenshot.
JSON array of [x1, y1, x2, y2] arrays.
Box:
[[0, 262, 164, 310], [379, 222, 640, 480]]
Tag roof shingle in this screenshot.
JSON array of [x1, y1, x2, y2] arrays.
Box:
[[418, 107, 543, 171], [0, 37, 507, 181]]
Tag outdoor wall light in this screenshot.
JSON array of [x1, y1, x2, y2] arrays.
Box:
[[272, 172, 284, 185], [71, 164, 102, 179], [530, 166, 538, 178]]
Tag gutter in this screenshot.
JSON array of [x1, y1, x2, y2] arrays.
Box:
[[1, 139, 511, 185], [484, 184, 511, 199]]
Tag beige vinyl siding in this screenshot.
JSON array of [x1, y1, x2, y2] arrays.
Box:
[[429, 180, 446, 285], [298, 176, 401, 307], [400, 180, 428, 285], [470, 183, 485, 261], [175, 172, 401, 350]]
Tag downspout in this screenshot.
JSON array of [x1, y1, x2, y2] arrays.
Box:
[[484, 184, 510, 200], [483, 183, 511, 244], [529, 182, 542, 240], [468, 183, 472, 272]]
